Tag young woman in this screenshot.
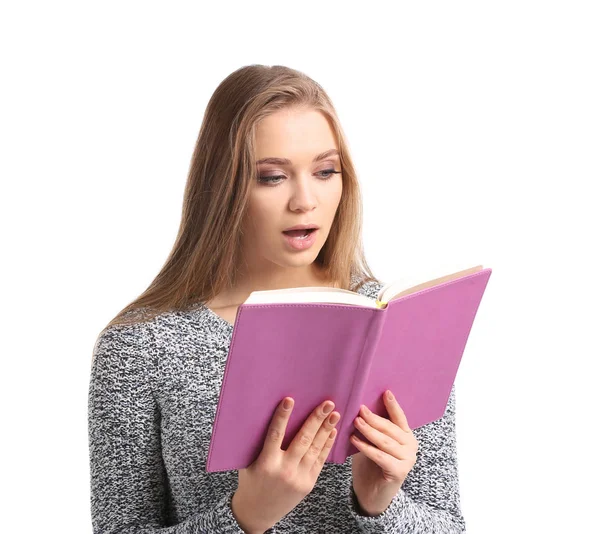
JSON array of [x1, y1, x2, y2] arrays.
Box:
[[88, 64, 466, 533]]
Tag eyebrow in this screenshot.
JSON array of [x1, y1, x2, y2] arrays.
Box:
[[255, 149, 339, 166]]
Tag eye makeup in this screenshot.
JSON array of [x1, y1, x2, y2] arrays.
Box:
[[257, 169, 341, 186]]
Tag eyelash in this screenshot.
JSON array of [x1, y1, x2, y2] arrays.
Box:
[[258, 169, 341, 185]]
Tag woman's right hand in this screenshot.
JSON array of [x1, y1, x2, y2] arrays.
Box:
[[231, 396, 341, 533]]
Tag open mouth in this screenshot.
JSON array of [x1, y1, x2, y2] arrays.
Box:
[[282, 228, 317, 238]]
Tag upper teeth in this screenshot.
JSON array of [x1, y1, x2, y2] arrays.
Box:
[[285, 229, 312, 238]]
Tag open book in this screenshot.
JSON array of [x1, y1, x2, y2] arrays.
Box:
[[206, 265, 492, 473]]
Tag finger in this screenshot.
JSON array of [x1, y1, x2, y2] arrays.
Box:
[[262, 397, 295, 456], [350, 434, 408, 477], [358, 405, 410, 445], [383, 390, 412, 433], [286, 400, 335, 463], [300, 410, 340, 469], [353, 416, 404, 459], [312, 427, 337, 473]]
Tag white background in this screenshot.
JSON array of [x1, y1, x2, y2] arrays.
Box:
[[2, 1, 598, 532]]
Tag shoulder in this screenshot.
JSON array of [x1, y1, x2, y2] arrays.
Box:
[[91, 317, 159, 370]]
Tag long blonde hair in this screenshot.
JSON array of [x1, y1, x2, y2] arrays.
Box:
[[104, 64, 379, 330]]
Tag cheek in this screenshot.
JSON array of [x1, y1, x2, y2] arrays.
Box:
[[331, 175, 343, 196], [246, 198, 277, 232], [329, 183, 343, 210]]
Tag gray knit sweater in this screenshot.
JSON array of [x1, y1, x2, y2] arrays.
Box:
[[88, 279, 466, 533]]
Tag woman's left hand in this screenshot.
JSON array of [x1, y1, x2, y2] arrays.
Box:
[[351, 390, 419, 516]]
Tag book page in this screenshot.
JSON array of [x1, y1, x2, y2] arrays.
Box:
[[243, 288, 378, 308], [379, 265, 484, 304]]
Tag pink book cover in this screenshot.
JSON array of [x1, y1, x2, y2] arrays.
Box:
[[206, 267, 492, 473]]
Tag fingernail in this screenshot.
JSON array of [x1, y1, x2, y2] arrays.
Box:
[[387, 390, 395, 401], [323, 402, 334, 414], [362, 405, 371, 415], [283, 398, 293, 410]]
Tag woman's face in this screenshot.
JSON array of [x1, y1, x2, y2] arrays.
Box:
[[240, 107, 343, 276]]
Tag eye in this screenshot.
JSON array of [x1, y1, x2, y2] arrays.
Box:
[[257, 168, 341, 185], [317, 169, 342, 179]]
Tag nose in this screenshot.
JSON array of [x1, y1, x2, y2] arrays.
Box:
[[288, 174, 317, 212]]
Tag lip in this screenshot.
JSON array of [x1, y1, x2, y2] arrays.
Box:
[[282, 223, 320, 232], [282, 228, 318, 250]]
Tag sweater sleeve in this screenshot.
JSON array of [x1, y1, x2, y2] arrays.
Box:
[[347, 384, 466, 533], [88, 322, 246, 534]]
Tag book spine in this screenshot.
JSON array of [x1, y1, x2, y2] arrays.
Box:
[[333, 308, 387, 463]]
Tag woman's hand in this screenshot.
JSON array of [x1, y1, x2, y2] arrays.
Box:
[[232, 397, 340, 533], [350, 390, 419, 516]]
